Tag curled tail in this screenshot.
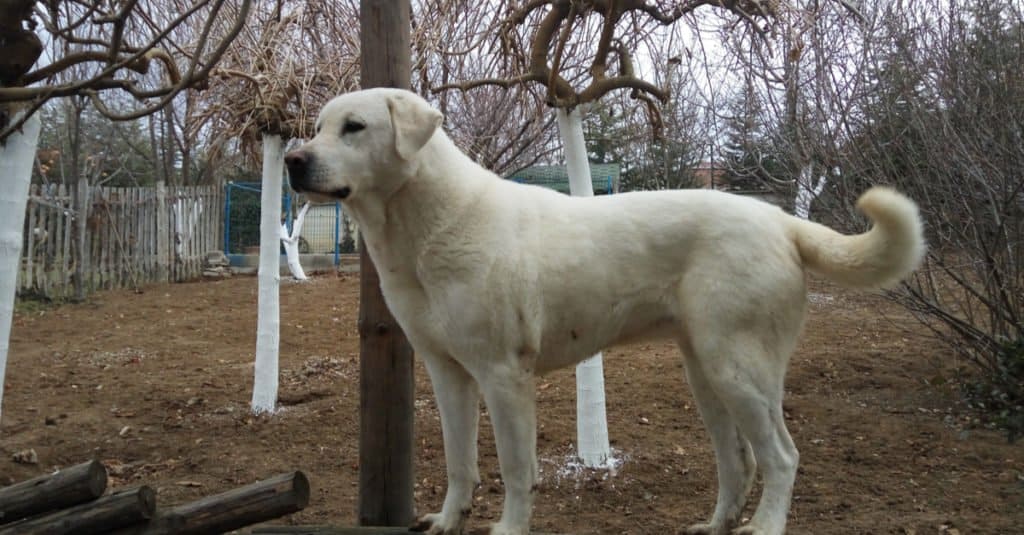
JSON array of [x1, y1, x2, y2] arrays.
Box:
[[788, 187, 925, 288]]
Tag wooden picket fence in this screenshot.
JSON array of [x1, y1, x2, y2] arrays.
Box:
[[19, 182, 223, 299]]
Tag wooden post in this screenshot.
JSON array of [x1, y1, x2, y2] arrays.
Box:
[[0, 460, 107, 525], [357, 0, 416, 527]]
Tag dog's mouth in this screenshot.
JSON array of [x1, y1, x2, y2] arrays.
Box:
[[291, 184, 351, 202], [332, 186, 351, 200]]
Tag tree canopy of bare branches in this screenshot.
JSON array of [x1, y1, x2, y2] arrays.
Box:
[[0, 0, 252, 141], [432, 0, 780, 131], [197, 0, 361, 157]]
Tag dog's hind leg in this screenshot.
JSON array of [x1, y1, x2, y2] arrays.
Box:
[[478, 367, 537, 535], [681, 345, 757, 535], [414, 354, 481, 535], [694, 334, 799, 535]]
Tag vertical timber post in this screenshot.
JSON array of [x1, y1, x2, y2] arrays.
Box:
[[358, 0, 416, 527]]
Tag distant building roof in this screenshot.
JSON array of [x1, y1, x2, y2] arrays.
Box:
[[693, 161, 729, 189], [506, 163, 620, 194]]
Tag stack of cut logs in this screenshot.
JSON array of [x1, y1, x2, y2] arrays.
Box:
[[0, 460, 308, 534]]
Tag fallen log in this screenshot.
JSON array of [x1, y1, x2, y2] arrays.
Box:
[[251, 528, 565, 535], [250, 524, 411, 528], [111, 471, 309, 535], [0, 459, 108, 525], [0, 485, 155, 535]]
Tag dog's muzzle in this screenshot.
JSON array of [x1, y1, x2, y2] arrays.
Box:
[[284, 150, 311, 192], [284, 150, 351, 200]]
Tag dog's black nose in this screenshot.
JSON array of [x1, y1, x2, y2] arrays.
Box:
[[284, 150, 309, 190]]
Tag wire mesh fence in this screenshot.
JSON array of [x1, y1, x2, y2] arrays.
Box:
[[224, 182, 352, 263]]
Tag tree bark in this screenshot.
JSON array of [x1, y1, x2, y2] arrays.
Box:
[[252, 133, 284, 414], [556, 107, 612, 468], [357, 0, 416, 527], [0, 111, 39, 426]]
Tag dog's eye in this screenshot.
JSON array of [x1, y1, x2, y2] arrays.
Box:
[[342, 120, 365, 135]]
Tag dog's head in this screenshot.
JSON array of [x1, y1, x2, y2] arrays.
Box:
[[284, 88, 443, 203]]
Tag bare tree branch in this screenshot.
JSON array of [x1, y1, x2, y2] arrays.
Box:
[[0, 0, 252, 141]]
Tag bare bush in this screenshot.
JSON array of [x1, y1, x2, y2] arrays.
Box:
[[837, 1, 1024, 439]]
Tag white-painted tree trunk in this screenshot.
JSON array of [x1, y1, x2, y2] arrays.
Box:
[[0, 113, 42, 426], [280, 202, 310, 280], [793, 164, 828, 220], [252, 133, 284, 414], [556, 107, 612, 468]]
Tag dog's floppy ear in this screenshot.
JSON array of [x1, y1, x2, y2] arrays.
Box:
[[387, 94, 443, 160]]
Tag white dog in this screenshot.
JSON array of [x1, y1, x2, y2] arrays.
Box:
[[285, 88, 925, 535]]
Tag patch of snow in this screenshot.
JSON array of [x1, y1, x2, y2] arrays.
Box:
[[539, 445, 628, 488]]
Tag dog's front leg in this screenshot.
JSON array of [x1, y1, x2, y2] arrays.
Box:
[[414, 354, 481, 535], [479, 370, 537, 535]]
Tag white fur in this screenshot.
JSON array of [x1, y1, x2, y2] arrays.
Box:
[[286, 88, 926, 535]]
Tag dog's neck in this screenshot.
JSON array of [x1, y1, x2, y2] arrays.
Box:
[[347, 130, 488, 277]]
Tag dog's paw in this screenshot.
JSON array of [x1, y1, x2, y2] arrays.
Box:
[[685, 522, 729, 535], [411, 512, 465, 535], [487, 523, 529, 535], [730, 525, 769, 535]]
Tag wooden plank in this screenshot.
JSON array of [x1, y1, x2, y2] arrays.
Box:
[[75, 178, 90, 299], [44, 184, 58, 297], [358, 0, 416, 527], [129, 187, 138, 286], [94, 186, 103, 290], [204, 186, 211, 258], [195, 186, 202, 277], [140, 188, 150, 283], [61, 184, 73, 299], [118, 188, 128, 288], [97, 187, 107, 289], [189, 186, 198, 278], [156, 181, 169, 283], [212, 186, 219, 252], [137, 188, 143, 285], [147, 187, 156, 282], [107, 187, 116, 289], [90, 186, 100, 292], [123, 187, 133, 288], [23, 185, 36, 293], [54, 184, 65, 297], [49, 185, 61, 295], [0, 460, 108, 525], [110, 188, 120, 288]]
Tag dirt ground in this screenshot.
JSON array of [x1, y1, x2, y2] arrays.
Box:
[[2, 273, 1021, 534]]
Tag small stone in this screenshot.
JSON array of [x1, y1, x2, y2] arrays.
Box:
[[12, 449, 38, 465], [119, 425, 131, 437], [204, 250, 230, 267]]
